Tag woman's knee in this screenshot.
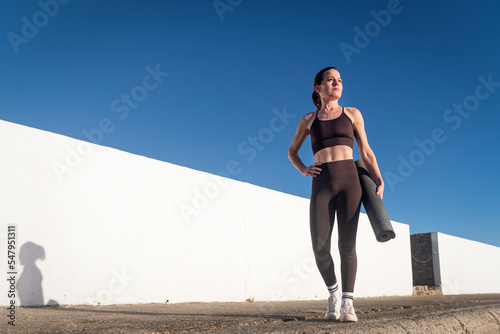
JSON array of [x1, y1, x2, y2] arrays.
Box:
[[338, 240, 356, 257]]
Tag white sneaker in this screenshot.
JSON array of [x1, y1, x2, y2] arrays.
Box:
[[340, 300, 358, 322], [325, 295, 341, 321]]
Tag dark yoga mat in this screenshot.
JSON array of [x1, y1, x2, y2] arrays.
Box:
[[355, 160, 395, 242]]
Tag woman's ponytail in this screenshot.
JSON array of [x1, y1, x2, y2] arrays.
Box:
[[312, 91, 321, 111]]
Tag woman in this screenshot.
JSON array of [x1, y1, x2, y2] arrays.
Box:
[[288, 67, 384, 322]]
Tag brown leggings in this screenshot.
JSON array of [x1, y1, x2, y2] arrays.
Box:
[[310, 159, 362, 293]]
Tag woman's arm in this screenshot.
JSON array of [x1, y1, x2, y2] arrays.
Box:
[[349, 107, 385, 198], [288, 113, 322, 177]]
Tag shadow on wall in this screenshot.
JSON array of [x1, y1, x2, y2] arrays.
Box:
[[17, 242, 58, 307]]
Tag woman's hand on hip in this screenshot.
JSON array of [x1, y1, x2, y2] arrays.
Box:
[[302, 162, 322, 177]]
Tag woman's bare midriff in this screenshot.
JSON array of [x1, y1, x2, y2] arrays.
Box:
[[314, 146, 353, 164]]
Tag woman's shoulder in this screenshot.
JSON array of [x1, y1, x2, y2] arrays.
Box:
[[303, 111, 316, 121], [300, 111, 317, 128], [344, 107, 363, 123], [344, 106, 361, 116]]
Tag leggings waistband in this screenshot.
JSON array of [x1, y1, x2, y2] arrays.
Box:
[[316, 159, 358, 178]]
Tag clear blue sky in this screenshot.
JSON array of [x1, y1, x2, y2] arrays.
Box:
[[1, 0, 499, 247]]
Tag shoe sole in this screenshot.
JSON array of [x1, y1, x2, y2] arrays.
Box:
[[325, 313, 340, 321], [340, 315, 358, 322]]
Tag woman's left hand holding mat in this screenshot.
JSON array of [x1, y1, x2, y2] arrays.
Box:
[[376, 183, 384, 199]]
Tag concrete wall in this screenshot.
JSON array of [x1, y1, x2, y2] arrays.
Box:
[[0, 119, 413, 306], [431, 232, 500, 295]]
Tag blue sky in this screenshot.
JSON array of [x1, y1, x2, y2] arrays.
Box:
[[1, 0, 500, 247]]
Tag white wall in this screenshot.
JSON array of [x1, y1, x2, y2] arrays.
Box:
[[0, 119, 412, 306], [431, 232, 500, 295]]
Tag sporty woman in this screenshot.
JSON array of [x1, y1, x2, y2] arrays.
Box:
[[288, 67, 384, 322]]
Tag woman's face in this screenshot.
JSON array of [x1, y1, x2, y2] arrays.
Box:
[[315, 69, 342, 100]]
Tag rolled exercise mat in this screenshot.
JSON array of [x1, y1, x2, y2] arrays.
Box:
[[355, 160, 395, 242]]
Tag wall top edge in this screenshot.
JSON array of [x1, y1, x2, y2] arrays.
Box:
[[434, 232, 499, 249]]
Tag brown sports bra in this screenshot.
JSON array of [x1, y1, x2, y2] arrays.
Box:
[[310, 107, 354, 155]]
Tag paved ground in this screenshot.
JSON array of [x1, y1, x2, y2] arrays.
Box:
[[2, 294, 500, 333]]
